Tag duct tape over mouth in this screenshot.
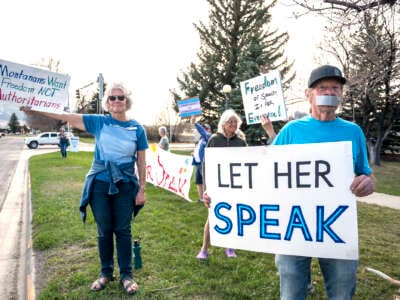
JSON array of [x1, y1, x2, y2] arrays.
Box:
[[316, 95, 341, 106]]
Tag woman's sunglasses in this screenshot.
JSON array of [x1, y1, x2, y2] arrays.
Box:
[[108, 95, 125, 101]]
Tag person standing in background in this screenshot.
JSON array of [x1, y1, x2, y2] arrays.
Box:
[[196, 109, 247, 260], [198, 110, 277, 261], [190, 115, 212, 202], [158, 126, 169, 151], [58, 126, 69, 158]]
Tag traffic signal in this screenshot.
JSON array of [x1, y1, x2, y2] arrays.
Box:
[[76, 89, 80, 99]]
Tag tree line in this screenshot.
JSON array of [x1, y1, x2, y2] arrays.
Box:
[[21, 0, 399, 166], [172, 0, 399, 166]]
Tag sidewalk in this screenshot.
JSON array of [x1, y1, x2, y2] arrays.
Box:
[[170, 142, 194, 151], [0, 143, 94, 300], [357, 192, 400, 210]]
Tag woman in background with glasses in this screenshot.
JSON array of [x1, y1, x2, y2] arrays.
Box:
[[21, 82, 148, 295], [196, 109, 247, 260], [196, 109, 276, 261]]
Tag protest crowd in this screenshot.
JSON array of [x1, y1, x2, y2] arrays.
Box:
[[2, 56, 380, 299]]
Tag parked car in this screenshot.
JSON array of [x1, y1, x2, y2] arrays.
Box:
[[24, 132, 73, 149]]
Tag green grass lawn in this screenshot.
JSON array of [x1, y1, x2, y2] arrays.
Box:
[[372, 160, 400, 195], [29, 152, 400, 299], [78, 136, 95, 144]]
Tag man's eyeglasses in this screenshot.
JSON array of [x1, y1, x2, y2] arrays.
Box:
[[314, 85, 342, 94], [108, 95, 125, 101]]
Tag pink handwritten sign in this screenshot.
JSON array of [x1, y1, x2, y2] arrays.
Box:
[[145, 144, 194, 201]]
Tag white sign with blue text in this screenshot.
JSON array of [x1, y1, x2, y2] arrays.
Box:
[[240, 70, 287, 124], [205, 141, 358, 260]]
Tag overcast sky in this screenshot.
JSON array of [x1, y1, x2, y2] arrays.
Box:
[[1, 0, 328, 125]]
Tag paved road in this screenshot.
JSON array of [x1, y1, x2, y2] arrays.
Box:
[[0, 138, 89, 300], [0, 136, 23, 210], [0, 136, 32, 300], [0, 138, 97, 300]]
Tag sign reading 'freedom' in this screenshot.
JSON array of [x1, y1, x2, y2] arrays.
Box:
[[240, 70, 288, 124], [205, 142, 358, 260]]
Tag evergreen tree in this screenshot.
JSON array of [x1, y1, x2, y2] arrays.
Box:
[[172, 0, 294, 144], [8, 112, 20, 133]]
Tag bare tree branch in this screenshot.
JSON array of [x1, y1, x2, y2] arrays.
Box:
[[324, 0, 398, 12]]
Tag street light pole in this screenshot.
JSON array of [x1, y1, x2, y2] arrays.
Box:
[[98, 73, 104, 114], [222, 84, 232, 110]]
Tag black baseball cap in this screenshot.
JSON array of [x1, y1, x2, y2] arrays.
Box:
[[308, 65, 346, 88]]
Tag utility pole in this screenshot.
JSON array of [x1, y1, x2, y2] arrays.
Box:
[[98, 73, 104, 114]]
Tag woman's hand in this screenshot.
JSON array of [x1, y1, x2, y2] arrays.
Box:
[[19, 106, 35, 114], [261, 114, 276, 138], [202, 191, 211, 208], [135, 189, 146, 205]]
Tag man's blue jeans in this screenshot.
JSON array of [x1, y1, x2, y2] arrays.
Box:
[[60, 142, 67, 157], [275, 254, 358, 300], [90, 180, 135, 280]]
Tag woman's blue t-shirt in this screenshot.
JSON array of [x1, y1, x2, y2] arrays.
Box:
[[83, 114, 149, 181]]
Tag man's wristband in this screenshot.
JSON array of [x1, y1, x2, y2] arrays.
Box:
[[139, 184, 146, 192]]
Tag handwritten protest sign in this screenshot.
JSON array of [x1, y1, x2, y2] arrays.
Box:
[[240, 70, 287, 124], [205, 141, 358, 260], [145, 144, 194, 201], [0, 59, 70, 114], [177, 96, 202, 117]]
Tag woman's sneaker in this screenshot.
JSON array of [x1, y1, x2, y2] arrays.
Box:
[[225, 248, 237, 258], [196, 250, 208, 260]]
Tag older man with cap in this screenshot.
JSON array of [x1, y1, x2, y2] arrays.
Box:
[[272, 65, 374, 300]]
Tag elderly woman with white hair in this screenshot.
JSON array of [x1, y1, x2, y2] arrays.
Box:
[[158, 125, 169, 151], [21, 82, 148, 295], [196, 109, 247, 260]]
